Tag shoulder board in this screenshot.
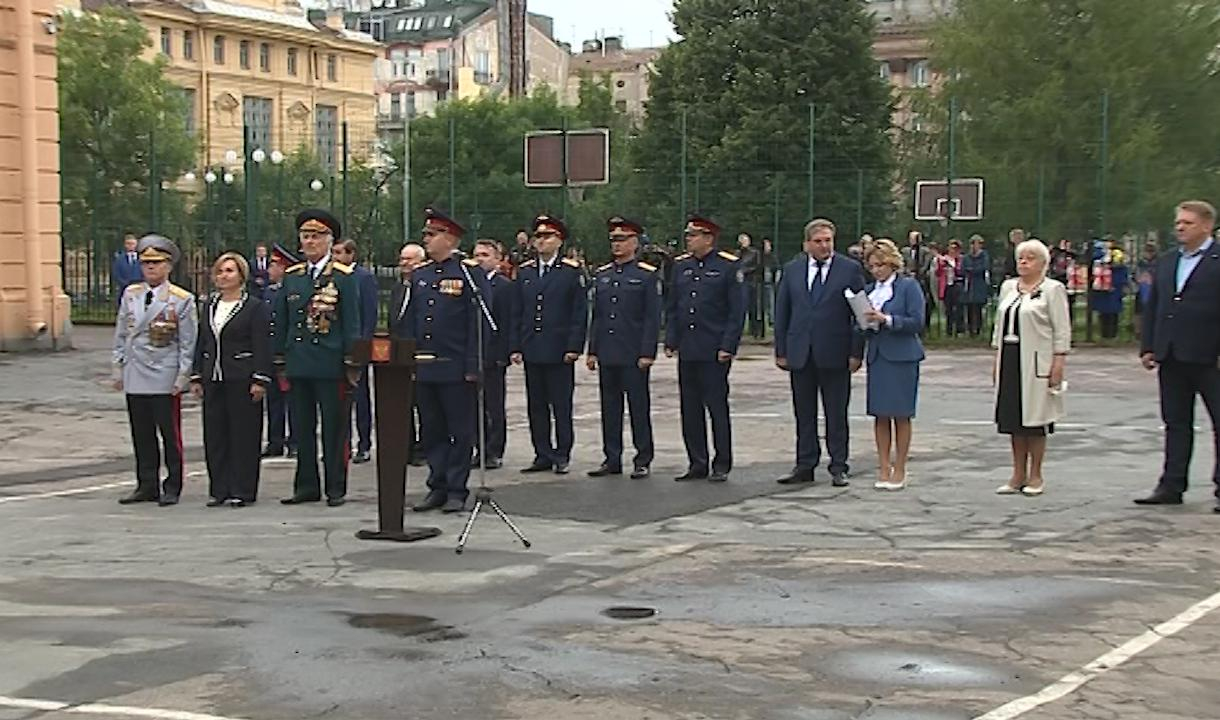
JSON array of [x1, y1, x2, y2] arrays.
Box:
[[416, 259, 435, 269], [332, 262, 354, 275], [638, 262, 657, 272], [286, 263, 306, 274], [597, 262, 614, 272], [561, 258, 581, 268], [125, 283, 146, 294], [718, 250, 739, 261], [674, 253, 691, 261], [168, 284, 192, 300], [462, 258, 480, 267], [521, 260, 536, 267]]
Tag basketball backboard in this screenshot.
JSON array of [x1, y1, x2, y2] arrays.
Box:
[[914, 178, 985, 221], [524, 129, 610, 187]]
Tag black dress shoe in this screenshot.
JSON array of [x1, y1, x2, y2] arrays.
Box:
[[118, 492, 158, 505], [260, 445, 284, 458], [157, 496, 179, 507], [286, 447, 298, 459], [280, 495, 321, 505], [1134, 492, 1183, 505], [708, 471, 728, 483], [412, 491, 446, 512], [485, 458, 503, 470], [326, 497, 346, 507], [674, 469, 709, 481], [587, 464, 622, 477], [352, 450, 371, 464], [520, 462, 551, 473], [442, 498, 466, 513], [206, 498, 227, 508], [1214, 503, 1220, 514], [777, 468, 814, 485], [554, 462, 570, 475], [470, 454, 482, 469], [831, 473, 850, 488], [228, 498, 247, 508], [630, 466, 650, 479]]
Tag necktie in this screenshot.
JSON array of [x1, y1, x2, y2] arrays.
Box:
[[809, 261, 826, 305], [144, 290, 154, 308], [129, 253, 137, 265]]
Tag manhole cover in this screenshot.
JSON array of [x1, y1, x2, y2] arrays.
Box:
[[601, 606, 658, 620]]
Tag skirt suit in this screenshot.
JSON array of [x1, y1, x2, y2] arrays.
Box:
[[865, 275, 926, 418]]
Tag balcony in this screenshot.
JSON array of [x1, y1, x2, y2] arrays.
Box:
[[425, 68, 451, 88], [377, 109, 418, 130]]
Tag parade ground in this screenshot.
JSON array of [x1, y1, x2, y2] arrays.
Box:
[[0, 327, 1217, 720]]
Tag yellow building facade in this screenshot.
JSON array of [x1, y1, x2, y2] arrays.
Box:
[[0, 0, 72, 350], [127, 0, 381, 169]]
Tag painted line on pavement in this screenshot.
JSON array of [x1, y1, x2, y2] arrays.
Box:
[[973, 587, 1220, 720], [0, 481, 127, 505], [0, 696, 247, 720]]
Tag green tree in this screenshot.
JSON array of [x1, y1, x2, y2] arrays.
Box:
[[58, 8, 195, 246], [921, 0, 1220, 240], [634, 0, 895, 254]]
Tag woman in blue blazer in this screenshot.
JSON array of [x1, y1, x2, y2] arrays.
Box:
[[862, 239, 926, 490]]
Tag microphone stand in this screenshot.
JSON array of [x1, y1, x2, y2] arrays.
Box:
[[454, 254, 532, 555]]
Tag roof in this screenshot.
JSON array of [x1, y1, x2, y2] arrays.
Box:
[[570, 48, 661, 74], [130, 0, 380, 45], [346, 0, 491, 43]]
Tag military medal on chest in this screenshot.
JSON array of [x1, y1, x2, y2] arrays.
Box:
[[307, 277, 340, 335], [148, 305, 179, 347]]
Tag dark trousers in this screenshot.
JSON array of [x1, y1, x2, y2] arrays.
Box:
[[351, 365, 373, 453], [481, 363, 508, 461], [965, 303, 985, 337], [417, 381, 476, 501], [266, 382, 296, 451], [598, 364, 654, 470], [125, 394, 184, 499], [944, 284, 964, 336], [747, 283, 764, 338], [290, 377, 350, 500], [790, 363, 851, 475], [1100, 313, 1120, 339], [202, 381, 263, 502], [678, 361, 732, 474], [1157, 358, 1220, 497], [523, 362, 575, 465]]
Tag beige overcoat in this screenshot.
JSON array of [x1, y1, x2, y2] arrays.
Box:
[[992, 278, 1072, 427]]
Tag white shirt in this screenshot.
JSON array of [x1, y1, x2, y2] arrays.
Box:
[[308, 253, 332, 280], [210, 298, 241, 381], [538, 255, 558, 276], [807, 254, 832, 290], [868, 275, 895, 309]]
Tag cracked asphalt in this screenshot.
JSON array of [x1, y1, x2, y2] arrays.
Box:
[[0, 327, 1217, 719]]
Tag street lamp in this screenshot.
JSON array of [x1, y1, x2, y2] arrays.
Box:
[[183, 171, 196, 183], [269, 150, 285, 240], [252, 148, 267, 164], [224, 149, 238, 166], [310, 179, 324, 192], [223, 172, 235, 185], [204, 170, 217, 184], [270, 150, 285, 165]]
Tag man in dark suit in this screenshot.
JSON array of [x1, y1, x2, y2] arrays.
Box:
[[389, 242, 426, 465], [333, 239, 379, 464], [262, 244, 297, 458], [472, 239, 515, 469], [250, 244, 271, 297], [510, 215, 588, 475], [1135, 200, 1220, 511], [664, 215, 747, 482], [774, 218, 867, 487], [111, 234, 143, 304]]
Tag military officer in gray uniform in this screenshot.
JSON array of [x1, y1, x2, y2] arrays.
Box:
[[112, 235, 199, 506]]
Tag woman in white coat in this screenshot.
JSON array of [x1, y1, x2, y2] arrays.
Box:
[[993, 240, 1071, 496]]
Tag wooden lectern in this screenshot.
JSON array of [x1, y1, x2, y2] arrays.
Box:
[[351, 334, 442, 542]]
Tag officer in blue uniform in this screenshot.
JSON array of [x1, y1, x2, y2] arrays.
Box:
[[665, 215, 747, 482], [471, 239, 516, 470], [586, 216, 661, 479], [261, 244, 297, 458], [510, 215, 589, 474], [403, 209, 490, 513]]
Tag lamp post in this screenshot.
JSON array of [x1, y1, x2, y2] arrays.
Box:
[[270, 150, 285, 242], [204, 169, 218, 254], [249, 146, 266, 251]]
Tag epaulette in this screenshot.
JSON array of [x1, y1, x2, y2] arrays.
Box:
[[462, 258, 480, 267], [638, 262, 657, 272], [718, 250, 739, 262], [674, 253, 691, 261], [168, 283, 192, 300], [332, 261, 354, 275], [561, 258, 581, 268], [597, 262, 614, 272], [125, 283, 146, 294], [416, 259, 435, 269], [521, 260, 536, 267], [286, 263, 306, 274]]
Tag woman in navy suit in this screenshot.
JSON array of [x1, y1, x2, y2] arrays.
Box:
[[861, 239, 926, 490]]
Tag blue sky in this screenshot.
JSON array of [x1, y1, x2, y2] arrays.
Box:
[[528, 0, 676, 48]]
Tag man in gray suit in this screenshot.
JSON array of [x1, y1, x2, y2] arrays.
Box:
[[112, 235, 199, 506]]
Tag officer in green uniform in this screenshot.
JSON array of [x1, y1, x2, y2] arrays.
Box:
[[274, 209, 361, 507]]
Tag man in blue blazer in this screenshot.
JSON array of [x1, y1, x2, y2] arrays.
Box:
[[1136, 200, 1220, 511], [472, 239, 516, 470], [111, 234, 143, 304], [774, 218, 867, 486], [333, 239, 380, 464]]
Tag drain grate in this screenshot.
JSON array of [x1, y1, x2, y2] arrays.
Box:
[[601, 605, 658, 620]]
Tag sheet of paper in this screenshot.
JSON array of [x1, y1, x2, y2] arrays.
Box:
[[844, 289, 880, 332]]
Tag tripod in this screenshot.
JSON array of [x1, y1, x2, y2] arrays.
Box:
[[454, 257, 532, 555]]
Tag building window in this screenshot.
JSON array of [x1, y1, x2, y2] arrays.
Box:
[[878, 61, 891, 82], [326, 54, 337, 81], [425, 15, 437, 29], [396, 18, 406, 31], [242, 96, 274, 151], [160, 27, 171, 56], [213, 35, 225, 65], [182, 88, 196, 135], [287, 47, 298, 75], [315, 104, 337, 171], [239, 40, 251, 70], [183, 30, 194, 60], [442, 14, 452, 28], [911, 60, 930, 87], [389, 94, 401, 119], [406, 91, 415, 118], [259, 43, 271, 72], [615, 99, 627, 113]]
